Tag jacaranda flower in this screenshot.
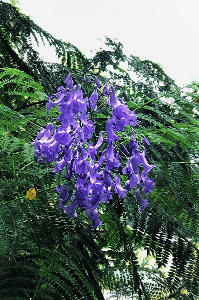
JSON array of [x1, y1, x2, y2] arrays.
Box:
[[33, 75, 156, 228], [102, 81, 110, 96]]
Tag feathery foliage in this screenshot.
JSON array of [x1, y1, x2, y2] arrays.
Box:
[[1, 1, 199, 299]]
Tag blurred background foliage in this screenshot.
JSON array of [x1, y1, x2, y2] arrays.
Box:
[[0, 1, 199, 299]]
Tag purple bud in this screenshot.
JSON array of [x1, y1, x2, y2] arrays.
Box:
[[92, 75, 102, 88], [121, 143, 130, 156], [141, 134, 151, 147], [86, 75, 92, 83], [64, 74, 73, 89], [102, 81, 110, 96]]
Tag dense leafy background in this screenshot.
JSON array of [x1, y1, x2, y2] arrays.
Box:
[[0, 1, 199, 299]]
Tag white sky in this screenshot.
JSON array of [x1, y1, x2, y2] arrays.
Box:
[[15, 0, 199, 86]]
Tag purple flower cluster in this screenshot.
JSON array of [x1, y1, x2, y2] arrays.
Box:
[[33, 74, 156, 228]]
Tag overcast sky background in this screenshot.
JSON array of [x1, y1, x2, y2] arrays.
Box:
[[16, 0, 199, 87]]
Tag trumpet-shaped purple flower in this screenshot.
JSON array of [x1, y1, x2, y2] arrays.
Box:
[[55, 184, 71, 209], [126, 173, 140, 190], [106, 116, 119, 142], [114, 174, 127, 198], [139, 148, 156, 179], [140, 177, 155, 195], [63, 200, 78, 218], [89, 87, 98, 110], [38, 123, 54, 138], [47, 93, 65, 114], [102, 81, 110, 96], [86, 208, 102, 229], [88, 132, 104, 159], [113, 104, 137, 129], [136, 188, 148, 212], [106, 142, 121, 171], [54, 127, 71, 145], [109, 86, 121, 109], [54, 157, 68, 174]]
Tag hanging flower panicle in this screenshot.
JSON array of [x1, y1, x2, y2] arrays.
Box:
[[33, 75, 156, 228]]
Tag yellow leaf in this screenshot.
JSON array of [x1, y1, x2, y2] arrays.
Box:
[[26, 188, 36, 200]]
